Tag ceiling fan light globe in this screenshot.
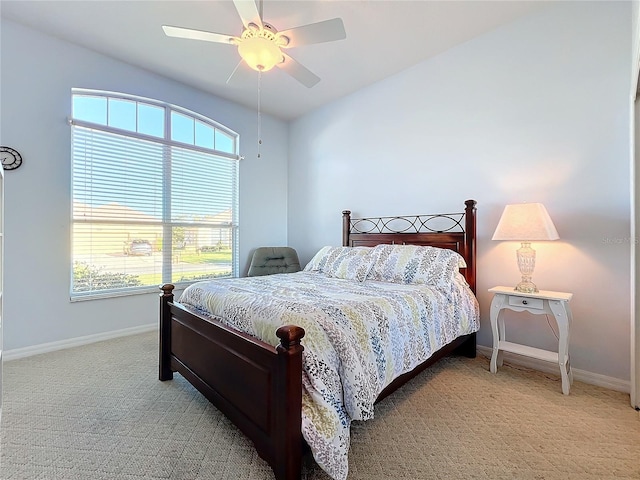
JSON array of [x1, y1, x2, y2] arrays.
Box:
[[238, 36, 283, 72]]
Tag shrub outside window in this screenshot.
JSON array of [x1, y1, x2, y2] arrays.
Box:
[[70, 89, 239, 300]]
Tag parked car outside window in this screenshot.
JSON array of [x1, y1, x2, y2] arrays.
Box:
[[124, 239, 153, 256]]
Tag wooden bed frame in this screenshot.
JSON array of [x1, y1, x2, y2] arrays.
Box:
[[159, 199, 477, 480]]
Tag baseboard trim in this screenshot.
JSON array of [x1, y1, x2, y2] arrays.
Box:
[[4, 331, 632, 394], [4, 324, 158, 361], [476, 345, 630, 394]]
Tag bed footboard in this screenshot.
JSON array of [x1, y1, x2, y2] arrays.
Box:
[[159, 284, 305, 480]]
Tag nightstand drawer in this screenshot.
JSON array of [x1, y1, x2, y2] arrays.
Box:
[[508, 295, 544, 310]]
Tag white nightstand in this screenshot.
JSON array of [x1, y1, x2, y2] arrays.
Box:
[[488, 286, 574, 395]]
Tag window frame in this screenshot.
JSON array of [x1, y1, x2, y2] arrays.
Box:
[[69, 89, 240, 301]]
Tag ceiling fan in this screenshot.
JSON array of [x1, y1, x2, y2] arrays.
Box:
[[162, 0, 347, 88]]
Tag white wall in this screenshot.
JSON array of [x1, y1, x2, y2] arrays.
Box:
[[289, 2, 632, 381], [0, 19, 289, 350]]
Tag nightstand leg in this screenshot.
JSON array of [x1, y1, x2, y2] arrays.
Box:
[[490, 351, 498, 373], [490, 314, 499, 374], [550, 301, 572, 395], [497, 315, 505, 368], [490, 294, 507, 374]]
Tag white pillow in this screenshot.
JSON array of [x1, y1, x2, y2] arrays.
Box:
[[367, 244, 466, 287], [304, 246, 375, 282]]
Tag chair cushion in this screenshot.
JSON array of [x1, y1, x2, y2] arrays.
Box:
[[247, 247, 301, 276]]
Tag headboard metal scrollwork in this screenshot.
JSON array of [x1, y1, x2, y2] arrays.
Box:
[[342, 200, 477, 293]]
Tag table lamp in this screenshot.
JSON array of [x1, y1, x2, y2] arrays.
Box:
[[492, 203, 559, 293]]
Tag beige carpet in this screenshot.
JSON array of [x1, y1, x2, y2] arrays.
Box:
[[1, 331, 638, 480]]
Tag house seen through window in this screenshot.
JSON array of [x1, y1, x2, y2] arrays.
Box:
[[71, 89, 239, 299]]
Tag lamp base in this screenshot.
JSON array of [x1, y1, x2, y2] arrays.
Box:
[[514, 279, 538, 293], [515, 242, 538, 293]]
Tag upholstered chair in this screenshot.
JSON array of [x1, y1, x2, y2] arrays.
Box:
[[247, 247, 301, 277]]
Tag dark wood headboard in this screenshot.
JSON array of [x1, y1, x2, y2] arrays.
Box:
[[342, 200, 477, 293]]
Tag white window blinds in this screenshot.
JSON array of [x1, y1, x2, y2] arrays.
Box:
[[70, 90, 239, 299]]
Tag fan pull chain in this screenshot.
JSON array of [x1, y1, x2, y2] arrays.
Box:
[[257, 71, 262, 159]]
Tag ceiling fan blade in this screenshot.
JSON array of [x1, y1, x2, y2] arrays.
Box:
[[277, 53, 320, 88], [162, 25, 235, 44], [233, 0, 262, 30], [279, 18, 346, 49]]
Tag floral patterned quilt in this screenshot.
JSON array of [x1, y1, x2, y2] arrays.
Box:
[[178, 271, 479, 480]]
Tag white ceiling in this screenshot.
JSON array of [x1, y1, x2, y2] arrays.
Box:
[[1, 0, 548, 121]]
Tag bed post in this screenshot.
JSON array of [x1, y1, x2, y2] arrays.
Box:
[[342, 210, 351, 246], [159, 284, 175, 381], [464, 200, 477, 294], [460, 200, 477, 359], [273, 325, 305, 480]]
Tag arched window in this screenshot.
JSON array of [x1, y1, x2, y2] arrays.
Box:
[[70, 89, 239, 299]]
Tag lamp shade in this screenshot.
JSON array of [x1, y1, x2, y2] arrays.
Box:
[[492, 203, 559, 241]]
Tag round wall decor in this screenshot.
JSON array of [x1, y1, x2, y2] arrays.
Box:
[[0, 146, 23, 171]]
